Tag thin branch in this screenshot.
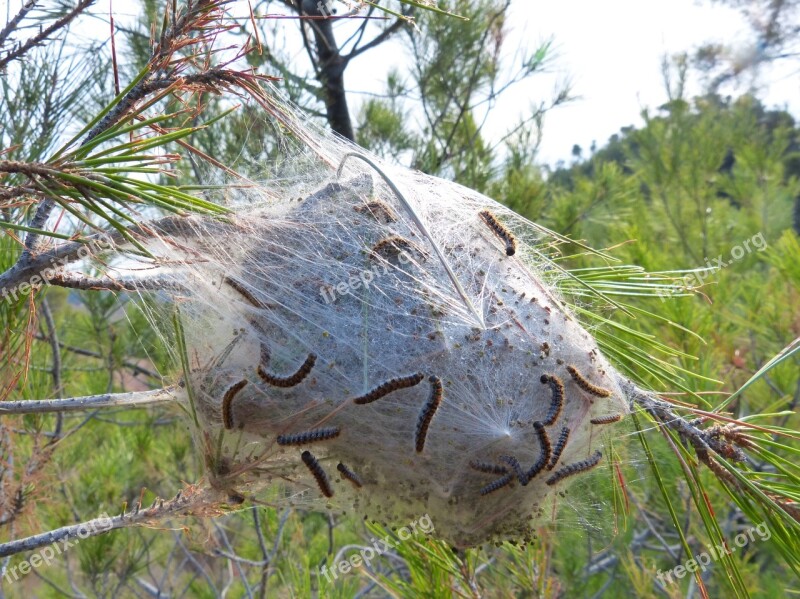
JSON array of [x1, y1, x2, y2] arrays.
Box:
[[0, 0, 95, 70], [0, 0, 38, 48], [46, 271, 185, 293], [343, 18, 405, 63], [0, 385, 178, 415], [0, 213, 239, 300], [0, 484, 227, 559], [37, 298, 63, 438]]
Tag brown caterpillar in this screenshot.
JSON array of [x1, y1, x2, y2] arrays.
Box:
[[480, 473, 514, 496], [566, 365, 612, 398], [590, 414, 623, 425], [337, 463, 364, 488], [353, 373, 425, 405], [370, 235, 417, 261], [259, 342, 271, 366], [415, 375, 442, 453], [301, 450, 333, 498], [545, 450, 603, 486], [277, 427, 341, 446], [500, 455, 528, 485], [547, 427, 570, 470], [518, 422, 551, 481], [224, 276, 266, 308], [540, 374, 565, 425], [257, 353, 316, 388], [469, 461, 509, 475], [533, 421, 552, 468], [479, 210, 516, 256], [221, 379, 248, 430], [355, 200, 398, 223]]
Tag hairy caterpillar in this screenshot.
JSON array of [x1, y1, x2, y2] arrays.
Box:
[[257, 353, 317, 388], [224, 276, 267, 308], [277, 427, 341, 446], [301, 450, 333, 498], [370, 235, 416, 260], [352, 373, 425, 405], [547, 427, 570, 471], [500, 455, 527, 485], [355, 200, 398, 223], [566, 365, 613, 398], [480, 473, 514, 496], [415, 375, 443, 453], [469, 461, 509, 475], [590, 414, 623, 425], [540, 374, 565, 426], [337, 462, 364, 488], [545, 450, 603, 486], [532, 422, 552, 472], [221, 379, 248, 430], [478, 210, 516, 256]]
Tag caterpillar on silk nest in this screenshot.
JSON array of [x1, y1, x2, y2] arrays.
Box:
[[109, 91, 640, 549]]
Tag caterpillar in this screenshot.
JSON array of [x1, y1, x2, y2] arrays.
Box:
[[221, 379, 248, 430], [540, 374, 565, 426], [547, 427, 570, 470], [533, 421, 552, 468], [469, 461, 509, 475], [257, 353, 316, 388], [301, 450, 333, 498], [590, 414, 623, 425], [415, 375, 443, 453], [545, 450, 603, 486], [370, 235, 417, 261], [518, 422, 551, 481], [480, 473, 514, 496], [566, 365, 612, 398], [259, 342, 271, 367], [337, 463, 364, 488], [500, 455, 528, 486], [479, 210, 516, 256], [277, 427, 341, 446], [352, 373, 425, 405], [224, 276, 266, 308], [355, 200, 398, 224]]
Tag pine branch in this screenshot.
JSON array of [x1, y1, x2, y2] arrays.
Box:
[[0, 0, 37, 49], [0, 386, 178, 415], [0, 484, 230, 559], [0, 0, 95, 70]]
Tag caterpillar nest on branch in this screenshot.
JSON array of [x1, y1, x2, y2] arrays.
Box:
[[121, 106, 630, 549]]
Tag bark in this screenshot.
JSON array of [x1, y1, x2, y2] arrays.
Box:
[[300, 0, 354, 141]]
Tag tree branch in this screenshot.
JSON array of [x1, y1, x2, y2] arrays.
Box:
[[0, 484, 229, 559], [0, 0, 95, 70], [300, 0, 354, 140], [37, 299, 63, 438], [0, 0, 38, 48], [343, 18, 405, 63], [0, 386, 178, 415]]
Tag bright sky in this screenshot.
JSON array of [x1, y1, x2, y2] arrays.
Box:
[[342, 0, 799, 166], [5, 0, 798, 167]]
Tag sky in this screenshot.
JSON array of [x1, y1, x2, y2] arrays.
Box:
[[5, 0, 798, 166], [339, 0, 800, 166]]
